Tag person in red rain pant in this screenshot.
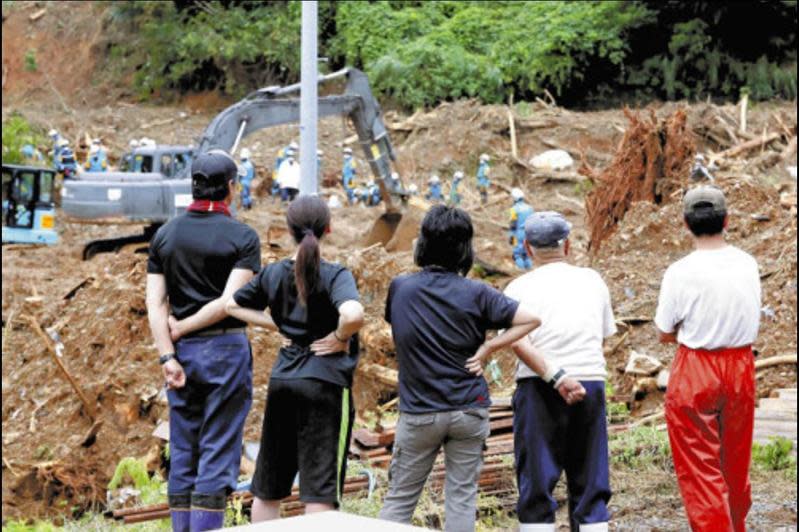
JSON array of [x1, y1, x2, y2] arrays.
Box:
[[655, 185, 761, 532]]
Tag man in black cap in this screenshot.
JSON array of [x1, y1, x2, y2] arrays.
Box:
[[146, 149, 261, 532], [504, 211, 616, 532]]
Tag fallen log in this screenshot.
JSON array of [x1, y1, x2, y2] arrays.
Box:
[[713, 132, 782, 161], [25, 315, 96, 420], [781, 136, 797, 162], [755, 354, 797, 371], [610, 410, 665, 433], [359, 363, 398, 387]]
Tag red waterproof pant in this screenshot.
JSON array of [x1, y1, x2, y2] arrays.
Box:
[[665, 344, 755, 532]]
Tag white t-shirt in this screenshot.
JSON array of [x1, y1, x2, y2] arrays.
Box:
[[654, 245, 761, 349], [504, 262, 616, 381], [277, 160, 301, 189]]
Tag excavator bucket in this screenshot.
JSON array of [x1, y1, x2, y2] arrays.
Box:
[[364, 196, 431, 251]]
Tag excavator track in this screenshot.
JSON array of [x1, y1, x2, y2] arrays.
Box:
[[82, 224, 160, 260]]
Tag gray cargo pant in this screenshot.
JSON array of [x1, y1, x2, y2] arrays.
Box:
[[379, 408, 490, 532]]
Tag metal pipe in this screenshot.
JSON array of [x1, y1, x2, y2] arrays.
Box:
[[264, 68, 349, 96], [230, 119, 248, 155], [299, 1, 318, 195]]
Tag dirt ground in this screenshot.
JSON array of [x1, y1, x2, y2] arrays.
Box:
[[2, 2, 797, 529]]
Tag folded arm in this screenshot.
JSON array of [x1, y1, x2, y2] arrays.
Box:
[[465, 303, 541, 375], [225, 295, 278, 331], [511, 336, 586, 404], [170, 269, 255, 340]]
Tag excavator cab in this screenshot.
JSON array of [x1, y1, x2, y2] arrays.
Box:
[[2, 164, 58, 245]]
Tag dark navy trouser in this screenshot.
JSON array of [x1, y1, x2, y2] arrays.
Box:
[[167, 332, 252, 503], [513, 378, 611, 530]]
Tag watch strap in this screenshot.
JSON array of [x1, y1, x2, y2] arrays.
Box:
[[159, 353, 176, 365]]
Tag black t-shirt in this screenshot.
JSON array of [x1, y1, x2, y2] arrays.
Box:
[[386, 267, 520, 413], [233, 259, 360, 387], [147, 211, 261, 332]]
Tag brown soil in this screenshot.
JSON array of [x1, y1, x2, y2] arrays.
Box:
[[2, 7, 797, 525]]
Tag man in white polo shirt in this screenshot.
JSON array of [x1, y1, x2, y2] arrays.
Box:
[[504, 211, 616, 532], [655, 185, 761, 532]]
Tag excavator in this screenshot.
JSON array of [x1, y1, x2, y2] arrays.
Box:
[[62, 68, 424, 259]]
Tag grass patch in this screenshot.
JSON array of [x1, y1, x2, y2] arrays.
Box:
[[752, 437, 797, 481], [610, 426, 671, 469], [108, 457, 166, 505], [605, 381, 630, 424]]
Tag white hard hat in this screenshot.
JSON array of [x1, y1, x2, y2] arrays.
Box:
[[391, 171, 399, 180], [89, 144, 99, 155], [289, 141, 299, 151], [454, 171, 464, 180], [129, 139, 139, 148], [511, 187, 524, 201], [480, 153, 490, 162], [92, 138, 101, 145], [48, 129, 58, 137], [240, 148, 251, 159], [429, 175, 440, 184], [57, 138, 69, 147], [343, 147, 353, 155], [408, 183, 418, 193], [367, 180, 375, 187], [317, 149, 323, 156]]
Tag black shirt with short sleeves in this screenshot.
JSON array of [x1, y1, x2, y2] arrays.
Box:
[[147, 211, 261, 332], [386, 267, 520, 413], [233, 259, 360, 387]]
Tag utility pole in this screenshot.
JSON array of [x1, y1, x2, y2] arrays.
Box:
[[299, 0, 318, 195]]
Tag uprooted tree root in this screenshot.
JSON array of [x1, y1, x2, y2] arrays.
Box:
[[582, 108, 696, 253], [11, 461, 106, 519]]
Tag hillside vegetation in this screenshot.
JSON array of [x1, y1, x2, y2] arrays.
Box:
[[104, 0, 797, 108]]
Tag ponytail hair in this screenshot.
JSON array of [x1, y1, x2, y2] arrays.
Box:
[[286, 195, 331, 306]]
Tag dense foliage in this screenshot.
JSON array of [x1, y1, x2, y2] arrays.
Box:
[[1, 115, 48, 165], [106, 0, 798, 108]]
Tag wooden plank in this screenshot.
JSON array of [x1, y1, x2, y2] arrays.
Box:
[[754, 410, 797, 422], [757, 397, 797, 411], [777, 388, 797, 401], [752, 421, 797, 437], [352, 427, 395, 448]]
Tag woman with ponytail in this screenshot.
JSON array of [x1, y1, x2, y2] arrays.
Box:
[[225, 195, 364, 521]]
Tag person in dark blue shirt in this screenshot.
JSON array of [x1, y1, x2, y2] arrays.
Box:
[[226, 195, 365, 522], [379, 205, 543, 532]]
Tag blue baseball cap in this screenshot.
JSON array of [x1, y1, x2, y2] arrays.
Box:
[[524, 211, 572, 248]]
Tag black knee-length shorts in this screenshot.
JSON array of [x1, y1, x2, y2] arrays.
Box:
[[250, 377, 354, 505]]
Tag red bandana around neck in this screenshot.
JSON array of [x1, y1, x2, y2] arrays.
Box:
[[187, 200, 231, 217]]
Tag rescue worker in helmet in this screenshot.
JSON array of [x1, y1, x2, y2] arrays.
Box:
[[238, 148, 255, 210], [476, 153, 491, 204], [448, 171, 464, 206], [341, 147, 357, 205], [509, 187, 534, 270], [85, 144, 108, 172], [425, 175, 442, 202]]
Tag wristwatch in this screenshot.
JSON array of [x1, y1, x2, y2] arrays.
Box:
[[545, 368, 567, 388], [159, 353, 176, 365]]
